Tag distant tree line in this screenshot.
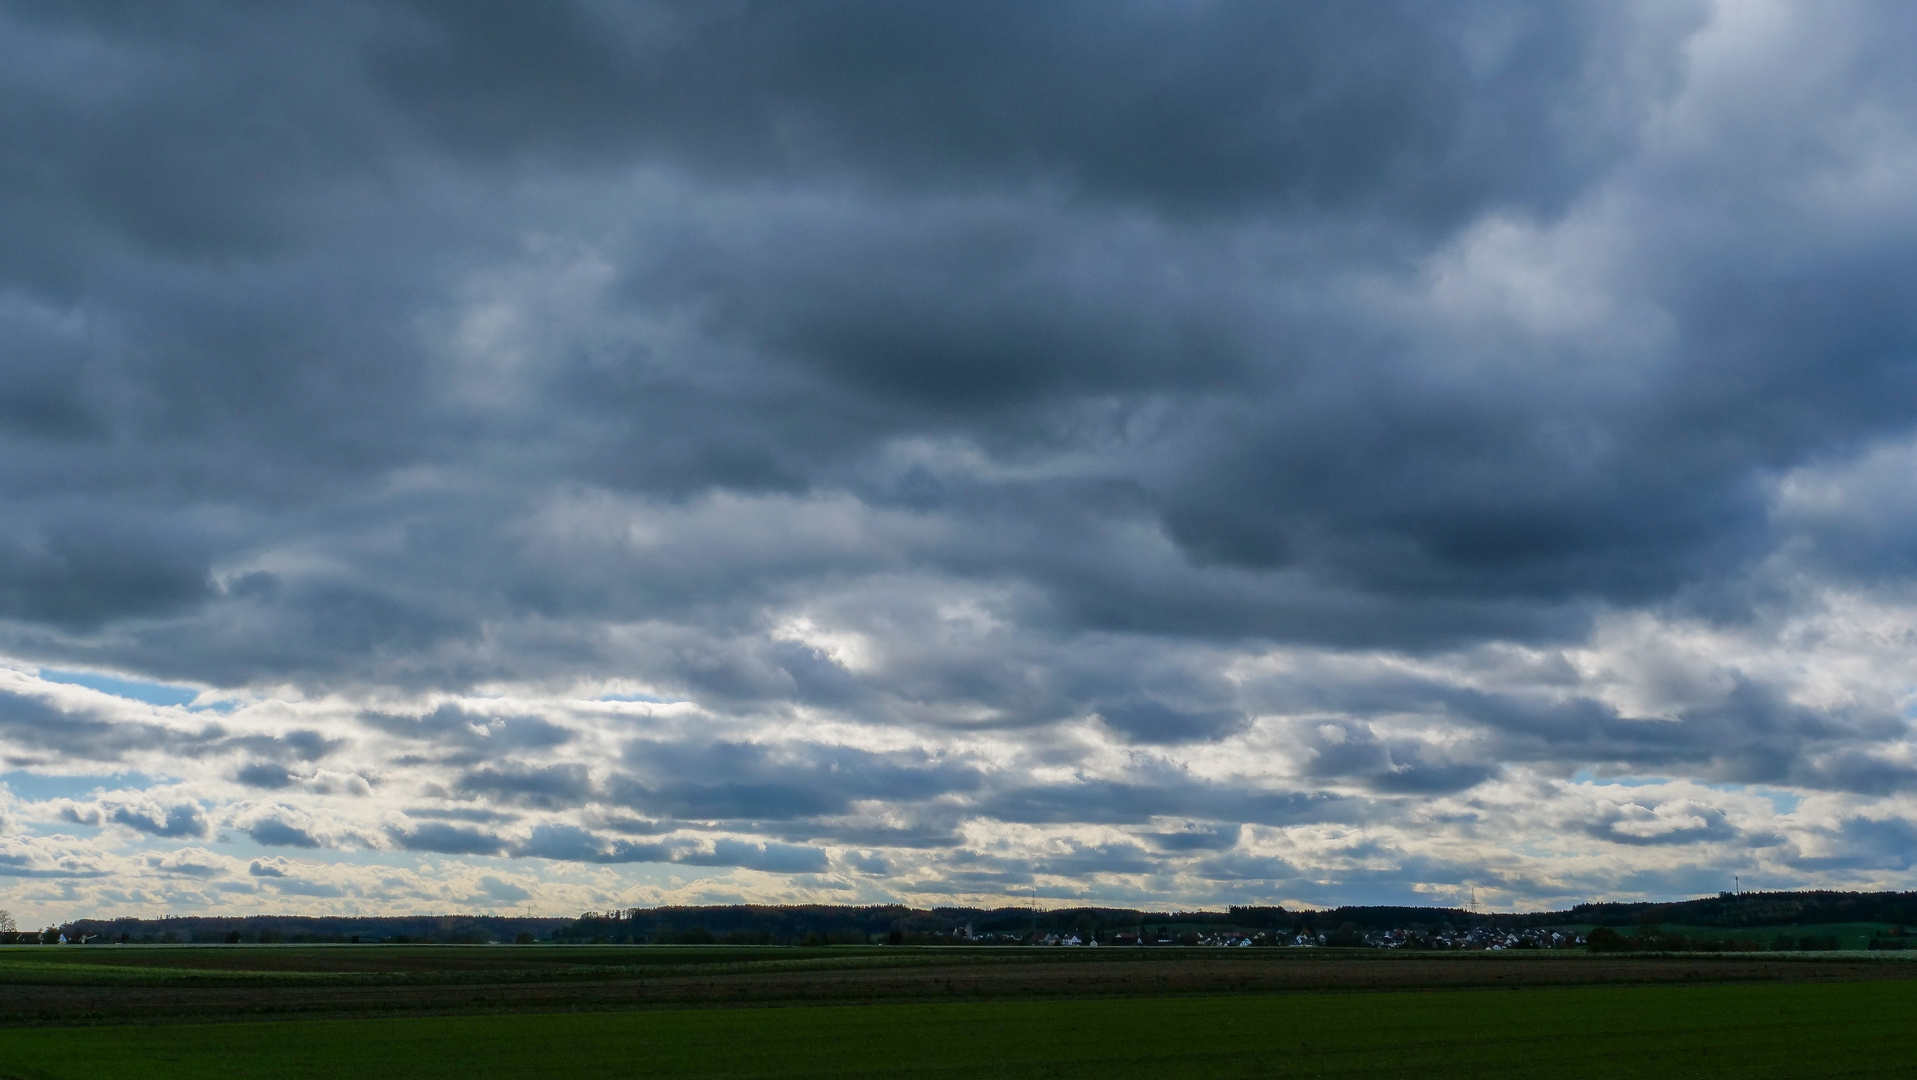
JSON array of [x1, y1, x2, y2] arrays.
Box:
[[551, 903, 1500, 946], [1584, 926, 1848, 952], [1566, 890, 1917, 929], [29, 890, 1917, 947], [50, 914, 568, 945]]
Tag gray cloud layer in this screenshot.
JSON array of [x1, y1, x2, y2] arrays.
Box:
[[1, 1, 1916, 918]]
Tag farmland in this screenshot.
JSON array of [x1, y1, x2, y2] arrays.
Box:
[[0, 943, 1907, 1024], [0, 976, 1913, 1078], [0, 944, 1909, 1076], [1570, 922, 1902, 951]]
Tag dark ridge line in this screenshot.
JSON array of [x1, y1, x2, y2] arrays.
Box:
[[47, 889, 1917, 944]]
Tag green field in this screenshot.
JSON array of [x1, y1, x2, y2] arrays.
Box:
[[0, 944, 1907, 1077], [1572, 923, 1905, 950], [0, 979, 1911, 1078], [0, 942, 1906, 1027]]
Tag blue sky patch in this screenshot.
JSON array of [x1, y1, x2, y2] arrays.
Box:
[[0, 771, 157, 801], [38, 670, 202, 708]]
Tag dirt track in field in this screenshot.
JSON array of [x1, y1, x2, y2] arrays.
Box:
[[2, 951, 1913, 1026]]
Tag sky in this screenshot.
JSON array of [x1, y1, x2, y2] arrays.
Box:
[[2, 1, 1917, 924]]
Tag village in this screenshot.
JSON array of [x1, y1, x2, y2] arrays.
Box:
[[961, 924, 1584, 950]]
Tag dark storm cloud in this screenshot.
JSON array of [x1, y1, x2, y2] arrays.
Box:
[[1579, 800, 1742, 848], [1186, 853, 1305, 889], [915, 839, 1166, 886], [612, 740, 986, 821], [59, 799, 209, 839], [233, 763, 296, 790], [747, 815, 967, 852], [361, 706, 574, 763], [0, 854, 108, 880], [1140, 824, 1242, 853], [514, 823, 667, 864], [387, 821, 505, 856], [272, 879, 348, 898], [245, 816, 323, 849], [366, 1, 1649, 217], [0, 687, 231, 765], [455, 763, 593, 809], [975, 779, 1359, 829], [0, 0, 1715, 674], [1791, 752, 1917, 797], [1791, 816, 1917, 872], [1027, 840, 1160, 878], [0, 525, 212, 629], [0, 685, 356, 778], [1095, 698, 1247, 745], [413, 731, 1349, 852], [477, 875, 530, 903], [509, 822, 825, 871], [1250, 668, 1910, 794], [222, 731, 343, 765], [0, 690, 148, 760], [404, 806, 520, 824], [108, 802, 208, 839], [676, 839, 827, 874], [3, 0, 1917, 904]]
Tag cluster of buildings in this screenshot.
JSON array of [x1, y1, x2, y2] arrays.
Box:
[[1353, 927, 1582, 950], [994, 925, 1586, 949]]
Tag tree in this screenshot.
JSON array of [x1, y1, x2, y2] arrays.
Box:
[[1325, 922, 1368, 948], [1586, 927, 1627, 952], [0, 909, 15, 934]]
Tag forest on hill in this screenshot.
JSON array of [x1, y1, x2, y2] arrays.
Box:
[[45, 890, 1917, 946]]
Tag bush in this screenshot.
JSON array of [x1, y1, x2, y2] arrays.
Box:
[[1325, 923, 1368, 948], [1586, 927, 1626, 952]]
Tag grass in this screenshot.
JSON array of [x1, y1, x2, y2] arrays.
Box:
[[0, 943, 1619, 988], [0, 944, 1026, 986], [0, 978, 1912, 1078], [0, 944, 1907, 1029], [4, 937, 1904, 991], [1569, 923, 1904, 950]]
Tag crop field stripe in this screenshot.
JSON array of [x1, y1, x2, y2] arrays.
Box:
[[0, 978, 1914, 1079]]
